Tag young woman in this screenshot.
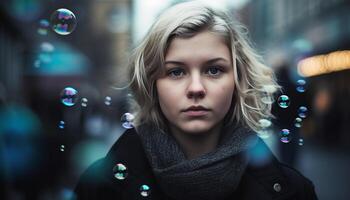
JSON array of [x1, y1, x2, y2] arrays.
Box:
[[74, 1, 317, 200]]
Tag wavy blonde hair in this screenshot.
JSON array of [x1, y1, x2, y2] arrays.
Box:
[[127, 1, 280, 133]]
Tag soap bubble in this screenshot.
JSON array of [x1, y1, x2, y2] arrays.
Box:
[[60, 87, 78, 106], [277, 95, 290, 108], [81, 98, 88, 107], [37, 19, 50, 35], [298, 106, 308, 118], [104, 96, 112, 106], [121, 113, 134, 129], [298, 138, 304, 146], [296, 79, 306, 93], [294, 117, 302, 128], [113, 163, 128, 180], [280, 129, 292, 143], [140, 184, 151, 197], [58, 120, 65, 129], [50, 8, 77, 35], [257, 119, 273, 139]]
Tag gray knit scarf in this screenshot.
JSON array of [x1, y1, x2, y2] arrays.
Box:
[[137, 123, 258, 200]]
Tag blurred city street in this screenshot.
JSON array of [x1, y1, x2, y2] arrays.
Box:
[[297, 142, 350, 200], [1, 0, 350, 199]]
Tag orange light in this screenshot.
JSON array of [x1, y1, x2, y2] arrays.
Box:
[[297, 50, 350, 77]]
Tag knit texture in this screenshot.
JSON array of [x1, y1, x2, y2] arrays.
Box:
[[137, 123, 258, 200]]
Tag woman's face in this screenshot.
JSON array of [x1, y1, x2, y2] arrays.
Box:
[[156, 30, 235, 135]]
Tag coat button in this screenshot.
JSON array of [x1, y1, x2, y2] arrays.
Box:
[[273, 183, 282, 192]]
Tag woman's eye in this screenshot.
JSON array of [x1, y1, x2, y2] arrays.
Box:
[[168, 68, 185, 78], [207, 67, 222, 76]]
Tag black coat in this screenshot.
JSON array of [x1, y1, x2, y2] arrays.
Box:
[[74, 128, 318, 200]]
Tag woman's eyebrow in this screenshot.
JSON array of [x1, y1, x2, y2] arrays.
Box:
[[164, 57, 230, 65]]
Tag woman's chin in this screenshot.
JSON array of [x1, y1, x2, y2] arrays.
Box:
[[178, 121, 214, 135]]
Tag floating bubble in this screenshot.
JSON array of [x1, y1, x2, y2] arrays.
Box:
[[298, 106, 308, 118], [257, 119, 273, 139], [81, 98, 88, 107], [50, 8, 77, 35], [298, 138, 304, 146], [296, 79, 306, 93], [58, 120, 65, 129], [37, 19, 50, 35], [140, 184, 151, 197], [40, 42, 55, 52], [121, 113, 134, 129], [294, 117, 302, 128], [277, 95, 290, 108], [259, 119, 272, 128], [60, 87, 78, 106], [257, 129, 272, 139], [280, 129, 292, 143], [104, 96, 112, 106], [60, 145, 65, 152], [113, 163, 128, 180]]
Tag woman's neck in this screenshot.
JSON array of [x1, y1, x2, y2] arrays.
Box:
[[169, 123, 223, 160]]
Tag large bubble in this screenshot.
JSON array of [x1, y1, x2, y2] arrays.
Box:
[[50, 8, 77, 35]]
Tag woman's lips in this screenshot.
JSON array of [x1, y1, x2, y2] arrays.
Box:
[[183, 110, 209, 117]]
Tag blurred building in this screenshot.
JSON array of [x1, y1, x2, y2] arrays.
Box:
[[0, 0, 132, 199], [240, 0, 350, 148]]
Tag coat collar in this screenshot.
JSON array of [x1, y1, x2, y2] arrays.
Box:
[[105, 128, 297, 200]]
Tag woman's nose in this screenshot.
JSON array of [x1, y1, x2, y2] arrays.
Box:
[[186, 74, 206, 99]]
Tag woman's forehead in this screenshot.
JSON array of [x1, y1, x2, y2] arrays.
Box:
[[165, 31, 231, 61]]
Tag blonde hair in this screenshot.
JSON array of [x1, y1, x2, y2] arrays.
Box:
[[127, 1, 280, 133]]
